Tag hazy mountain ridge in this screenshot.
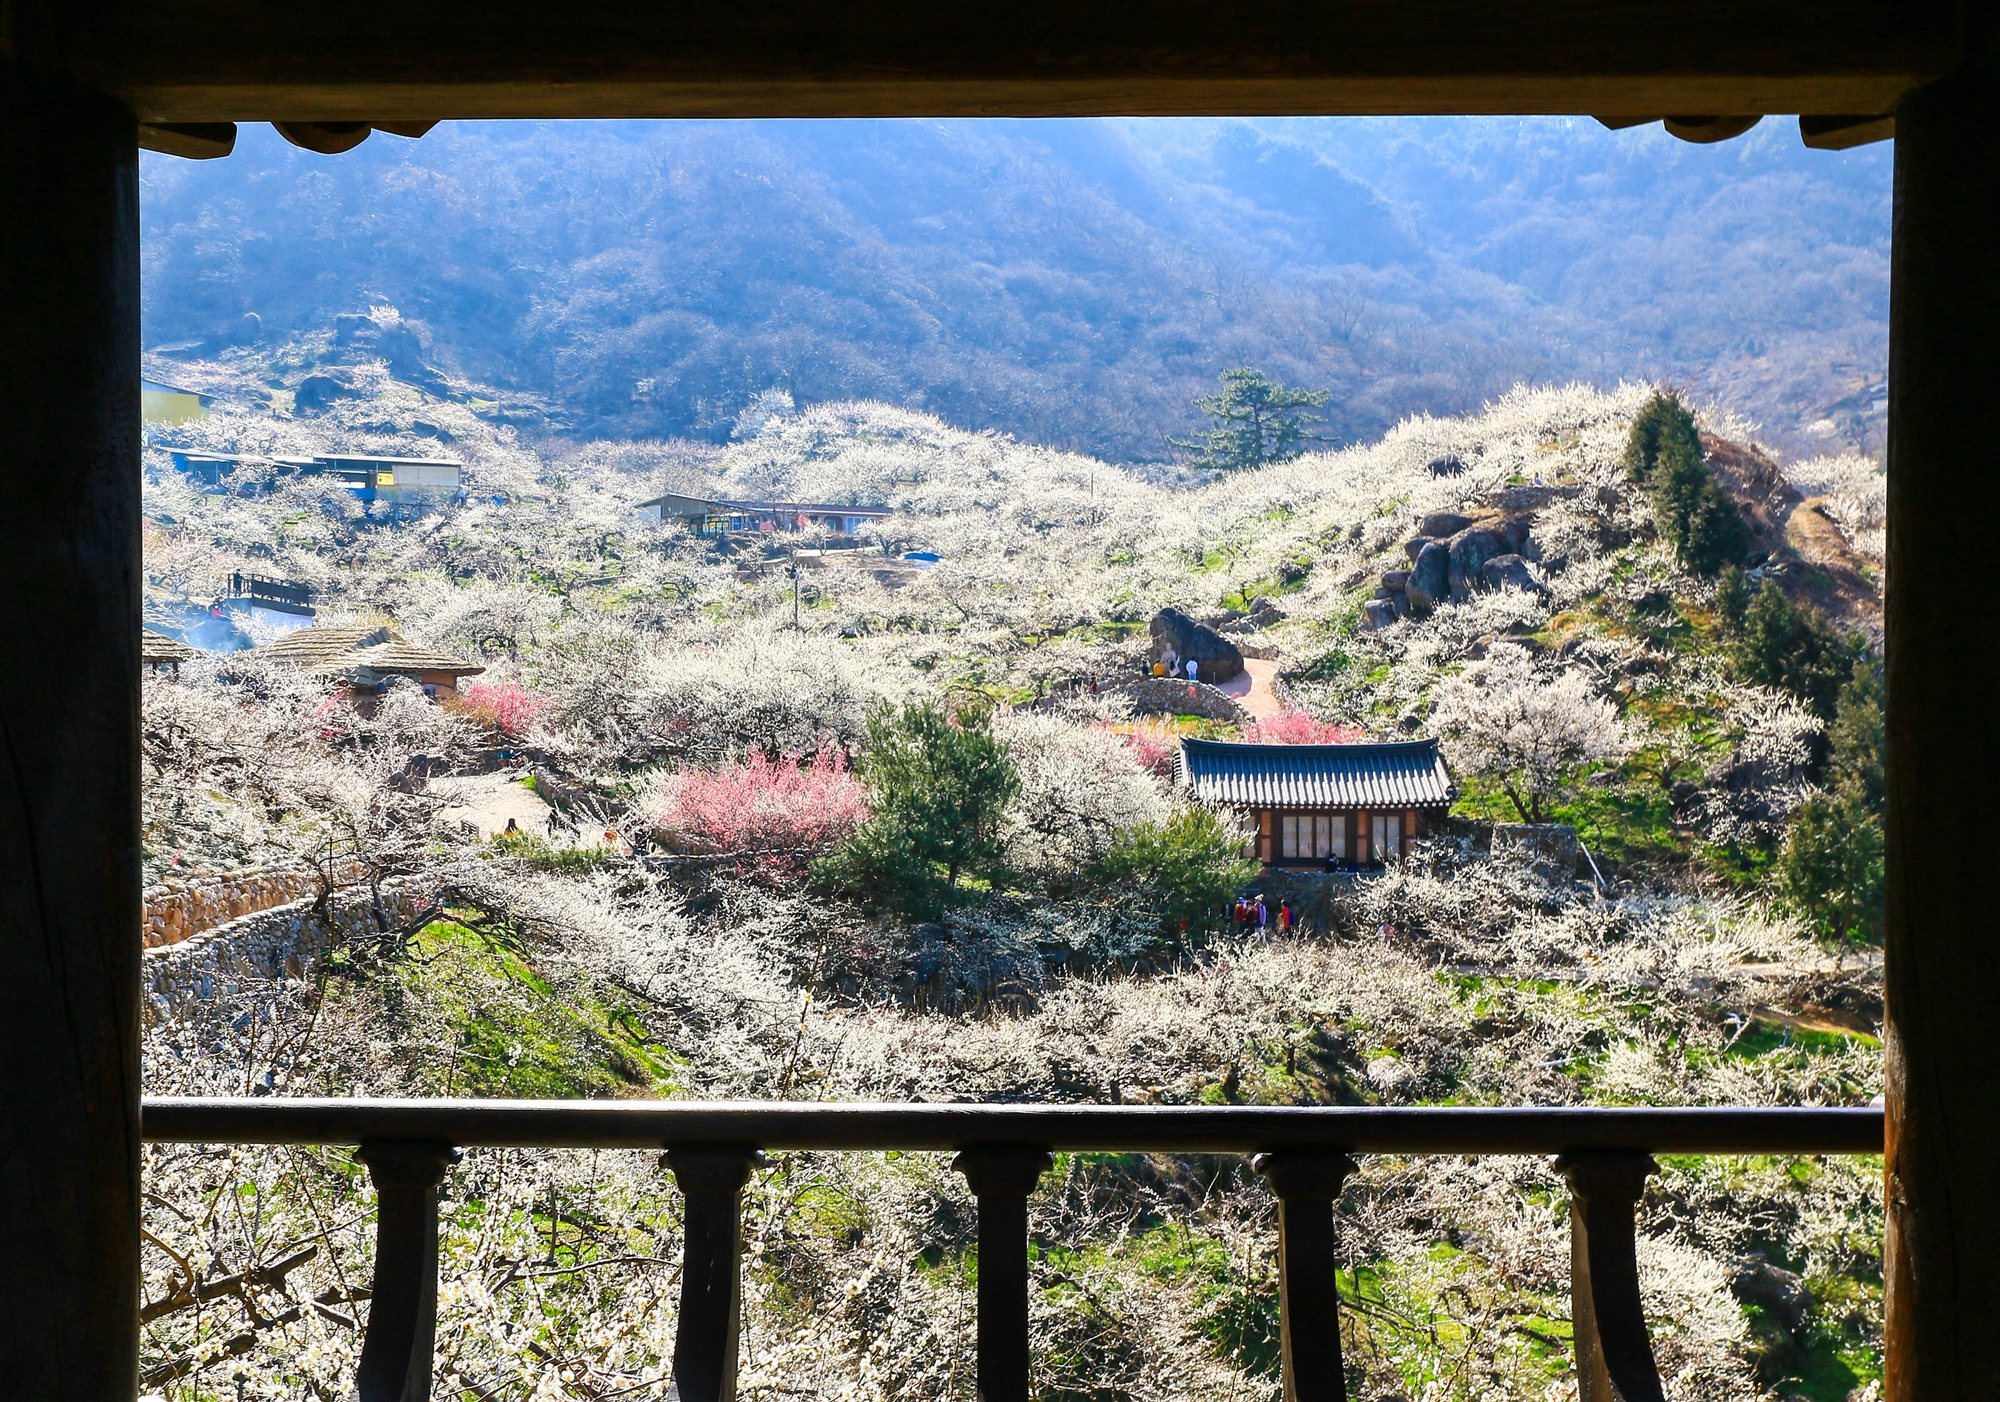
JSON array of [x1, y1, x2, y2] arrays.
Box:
[[141, 118, 1889, 461]]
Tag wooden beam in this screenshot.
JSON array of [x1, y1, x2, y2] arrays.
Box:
[[0, 59, 143, 1402], [1882, 33, 2000, 1402], [59, 0, 1957, 122]]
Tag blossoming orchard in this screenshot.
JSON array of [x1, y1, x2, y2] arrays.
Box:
[[132, 377, 1889, 1400]]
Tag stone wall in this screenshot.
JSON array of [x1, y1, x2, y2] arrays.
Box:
[[1109, 677, 1247, 723], [143, 865, 361, 949], [143, 880, 424, 1024]]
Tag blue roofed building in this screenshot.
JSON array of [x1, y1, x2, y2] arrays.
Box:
[[1178, 737, 1455, 870]]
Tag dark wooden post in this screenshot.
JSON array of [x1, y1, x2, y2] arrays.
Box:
[[355, 1141, 461, 1402], [1883, 25, 2000, 1402], [1552, 1152, 1664, 1402], [1252, 1150, 1357, 1402], [0, 36, 143, 1402], [665, 1146, 763, 1402], [953, 1147, 1054, 1402]]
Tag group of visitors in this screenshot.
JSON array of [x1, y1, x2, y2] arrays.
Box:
[[1231, 894, 1296, 937], [1150, 645, 1202, 684]]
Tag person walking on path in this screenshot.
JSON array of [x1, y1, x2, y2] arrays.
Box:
[[1185, 657, 1200, 683], [1255, 895, 1268, 934]]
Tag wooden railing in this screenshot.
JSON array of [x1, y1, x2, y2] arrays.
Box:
[[142, 1099, 1882, 1402]]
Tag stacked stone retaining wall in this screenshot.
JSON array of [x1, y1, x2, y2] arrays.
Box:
[[143, 879, 423, 1024], [1109, 677, 1248, 723], [144, 865, 363, 949]]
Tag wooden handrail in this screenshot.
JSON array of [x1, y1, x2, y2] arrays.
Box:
[[143, 1100, 1883, 1402], [142, 1097, 1882, 1153]]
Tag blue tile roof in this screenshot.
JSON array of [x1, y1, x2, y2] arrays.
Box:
[[1179, 738, 1454, 810]]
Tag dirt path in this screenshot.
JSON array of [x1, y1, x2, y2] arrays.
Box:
[[1219, 657, 1284, 719], [432, 772, 554, 840]]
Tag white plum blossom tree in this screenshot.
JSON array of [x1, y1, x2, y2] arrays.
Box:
[[1430, 642, 1627, 824]]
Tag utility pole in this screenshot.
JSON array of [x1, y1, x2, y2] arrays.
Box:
[[788, 545, 800, 630]]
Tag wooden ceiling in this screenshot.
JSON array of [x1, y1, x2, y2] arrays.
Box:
[[57, 1, 1959, 124]]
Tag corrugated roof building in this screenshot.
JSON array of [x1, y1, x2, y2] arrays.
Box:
[[1179, 737, 1454, 869]]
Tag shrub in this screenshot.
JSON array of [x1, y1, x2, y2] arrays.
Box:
[[1779, 789, 1884, 947], [814, 703, 1020, 915], [1243, 711, 1365, 745], [653, 747, 869, 861], [1734, 582, 1856, 719], [453, 678, 548, 740], [1092, 807, 1257, 937]]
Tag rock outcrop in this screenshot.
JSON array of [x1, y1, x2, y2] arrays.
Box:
[[1365, 507, 1544, 627], [1149, 607, 1244, 683]]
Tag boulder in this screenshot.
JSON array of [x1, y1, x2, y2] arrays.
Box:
[[1149, 607, 1244, 684], [1406, 541, 1451, 611], [1248, 594, 1285, 621], [1493, 513, 1535, 555], [1420, 510, 1473, 538], [293, 373, 358, 415], [1404, 536, 1433, 564], [1493, 823, 1580, 873], [1447, 528, 1508, 600], [1361, 598, 1401, 630], [1731, 1254, 1812, 1337], [1480, 554, 1541, 592], [1381, 569, 1412, 590]]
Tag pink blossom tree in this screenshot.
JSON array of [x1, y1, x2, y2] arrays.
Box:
[[651, 747, 870, 874], [1243, 711, 1365, 745], [453, 678, 549, 740]]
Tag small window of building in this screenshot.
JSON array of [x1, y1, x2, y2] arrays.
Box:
[[1370, 813, 1402, 862], [1281, 814, 1300, 859]]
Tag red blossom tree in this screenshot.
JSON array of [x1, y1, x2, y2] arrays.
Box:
[[1243, 711, 1366, 745], [454, 679, 549, 740], [652, 748, 869, 870], [1096, 720, 1181, 777]]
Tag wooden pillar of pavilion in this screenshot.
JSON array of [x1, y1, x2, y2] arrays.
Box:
[[1883, 22, 2000, 1402], [0, 43, 143, 1402]]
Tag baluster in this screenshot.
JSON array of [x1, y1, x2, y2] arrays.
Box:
[[953, 1147, 1055, 1402], [665, 1146, 765, 1402], [1252, 1149, 1358, 1402], [1552, 1151, 1665, 1402], [355, 1140, 462, 1402]]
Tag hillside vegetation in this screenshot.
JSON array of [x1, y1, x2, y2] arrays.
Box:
[[139, 118, 1890, 460], [140, 380, 1886, 1402]]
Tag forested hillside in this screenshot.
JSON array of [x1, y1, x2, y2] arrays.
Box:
[[140, 118, 1890, 461], [140, 379, 1887, 1401]]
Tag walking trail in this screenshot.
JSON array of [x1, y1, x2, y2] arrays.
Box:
[[1218, 657, 1284, 719]]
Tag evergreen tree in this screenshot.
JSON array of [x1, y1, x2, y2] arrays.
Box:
[[1714, 564, 1750, 631], [1779, 788, 1885, 948], [1170, 367, 1332, 472], [1826, 664, 1886, 813], [814, 702, 1020, 915], [1093, 808, 1257, 939], [1624, 391, 1699, 483], [1734, 580, 1855, 718], [1630, 392, 1747, 577], [1777, 658, 1886, 948]]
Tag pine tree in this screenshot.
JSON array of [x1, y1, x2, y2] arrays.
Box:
[[1826, 664, 1885, 812], [1170, 367, 1333, 472], [1734, 581, 1855, 718], [814, 701, 1020, 915], [1624, 391, 1699, 483], [1714, 564, 1750, 631]]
